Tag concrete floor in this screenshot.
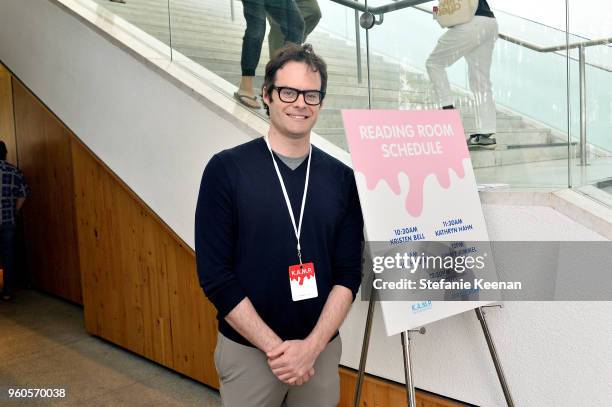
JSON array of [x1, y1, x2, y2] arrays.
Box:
[[0, 290, 222, 406]]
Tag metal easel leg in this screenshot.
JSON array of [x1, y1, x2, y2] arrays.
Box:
[[400, 331, 417, 407], [476, 306, 515, 407], [353, 290, 376, 407]]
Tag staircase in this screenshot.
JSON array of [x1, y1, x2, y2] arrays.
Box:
[[94, 0, 576, 169]]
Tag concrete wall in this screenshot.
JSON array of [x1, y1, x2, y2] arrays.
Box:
[[0, 0, 252, 246], [0, 1, 610, 406]]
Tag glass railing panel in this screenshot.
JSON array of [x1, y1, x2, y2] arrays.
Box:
[[90, 0, 612, 200], [459, 4, 571, 188], [330, 0, 571, 188], [90, 0, 372, 152], [168, 0, 239, 77], [567, 0, 612, 205], [318, 2, 457, 154], [581, 45, 612, 154], [319, 3, 471, 105], [90, 0, 172, 59], [359, 4, 470, 111], [298, 0, 371, 151], [164, 0, 372, 151]]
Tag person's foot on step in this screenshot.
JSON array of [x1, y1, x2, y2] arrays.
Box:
[[467, 133, 496, 148], [234, 90, 261, 109]]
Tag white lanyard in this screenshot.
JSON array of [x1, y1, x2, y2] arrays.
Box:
[[264, 136, 312, 265]]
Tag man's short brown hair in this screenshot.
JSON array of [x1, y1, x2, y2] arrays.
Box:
[[262, 43, 327, 116]]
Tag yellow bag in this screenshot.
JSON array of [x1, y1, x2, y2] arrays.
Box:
[[435, 0, 479, 28]]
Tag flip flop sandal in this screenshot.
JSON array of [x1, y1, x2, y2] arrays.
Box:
[[234, 92, 261, 109]]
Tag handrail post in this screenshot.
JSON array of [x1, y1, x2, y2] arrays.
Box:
[[579, 44, 587, 166], [354, 5, 362, 84]]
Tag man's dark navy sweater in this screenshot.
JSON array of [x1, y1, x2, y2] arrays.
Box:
[[195, 138, 364, 347]]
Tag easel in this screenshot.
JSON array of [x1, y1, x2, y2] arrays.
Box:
[[353, 290, 515, 407]]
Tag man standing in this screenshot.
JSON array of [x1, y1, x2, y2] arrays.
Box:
[[267, 0, 321, 58], [426, 0, 498, 147], [195, 44, 363, 406], [0, 141, 28, 301]]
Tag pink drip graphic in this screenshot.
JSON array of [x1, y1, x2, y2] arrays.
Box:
[[341, 109, 470, 217], [289, 263, 315, 285], [290, 273, 313, 286]]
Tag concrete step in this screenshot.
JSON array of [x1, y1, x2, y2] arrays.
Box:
[[99, 0, 234, 17], [193, 57, 402, 79], [317, 132, 350, 151], [476, 130, 552, 145], [114, 2, 360, 47], [169, 40, 374, 64], [218, 74, 401, 98], [314, 128, 563, 152], [397, 95, 499, 110], [314, 108, 526, 131], [175, 47, 398, 77], [133, 18, 365, 51], [323, 95, 399, 109], [202, 61, 421, 87], [313, 134, 575, 168], [314, 127, 551, 147], [211, 77, 401, 109], [178, 47, 402, 75], [164, 30, 374, 60], [104, 6, 397, 63], [461, 113, 523, 129], [96, 1, 426, 79], [217, 72, 404, 92], [399, 80, 480, 97], [469, 143, 576, 168], [99, 2, 234, 23], [106, 0, 350, 31]]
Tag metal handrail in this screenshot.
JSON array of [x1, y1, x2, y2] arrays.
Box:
[[329, 0, 429, 15], [498, 33, 612, 52], [327, 0, 430, 86], [411, 4, 612, 73]]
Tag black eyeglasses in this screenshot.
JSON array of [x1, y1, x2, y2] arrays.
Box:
[[271, 86, 325, 106]]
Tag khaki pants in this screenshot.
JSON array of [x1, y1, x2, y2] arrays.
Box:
[[426, 16, 499, 134], [215, 333, 341, 407], [267, 0, 322, 58]]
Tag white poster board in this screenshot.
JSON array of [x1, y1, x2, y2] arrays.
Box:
[[342, 109, 493, 336]]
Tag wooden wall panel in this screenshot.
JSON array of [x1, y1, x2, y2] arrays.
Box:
[[11, 79, 81, 303], [71, 138, 219, 387], [166, 238, 219, 386], [339, 368, 468, 407], [0, 63, 17, 164]]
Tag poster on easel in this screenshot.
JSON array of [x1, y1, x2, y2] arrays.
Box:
[[342, 109, 496, 337]]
